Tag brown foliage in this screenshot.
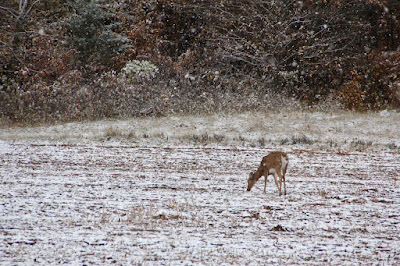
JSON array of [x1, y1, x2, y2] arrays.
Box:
[[1, 0, 400, 123]]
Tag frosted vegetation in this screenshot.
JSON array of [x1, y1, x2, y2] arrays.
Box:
[[1, 110, 399, 152], [120, 60, 159, 83]]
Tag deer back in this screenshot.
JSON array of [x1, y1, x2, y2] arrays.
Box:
[[262, 152, 288, 173]]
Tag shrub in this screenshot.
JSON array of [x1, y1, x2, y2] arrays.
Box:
[[119, 60, 159, 84]]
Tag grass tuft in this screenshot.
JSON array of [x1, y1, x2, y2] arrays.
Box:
[[281, 135, 315, 145], [104, 126, 120, 137], [258, 137, 266, 147], [191, 132, 226, 143], [351, 139, 373, 150], [387, 142, 399, 151]]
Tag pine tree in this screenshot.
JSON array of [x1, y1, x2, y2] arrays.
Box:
[[67, 0, 131, 63]]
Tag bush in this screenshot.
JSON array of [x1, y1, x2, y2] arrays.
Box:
[[119, 60, 159, 84]]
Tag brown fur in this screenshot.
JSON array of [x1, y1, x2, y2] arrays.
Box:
[[247, 151, 289, 195]]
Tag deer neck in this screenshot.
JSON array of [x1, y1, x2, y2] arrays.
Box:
[[253, 166, 265, 180]]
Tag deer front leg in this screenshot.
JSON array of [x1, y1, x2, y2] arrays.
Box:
[[263, 175, 267, 194]]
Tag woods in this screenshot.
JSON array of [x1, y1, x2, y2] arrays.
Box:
[[1, 0, 399, 123]]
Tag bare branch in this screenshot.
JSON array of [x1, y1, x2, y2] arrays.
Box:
[[24, 0, 41, 17], [0, 6, 18, 17], [16, 0, 41, 25]]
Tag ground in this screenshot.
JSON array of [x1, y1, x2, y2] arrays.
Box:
[[1, 111, 399, 264]]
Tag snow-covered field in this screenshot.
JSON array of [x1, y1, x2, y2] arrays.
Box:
[[1, 111, 400, 264]]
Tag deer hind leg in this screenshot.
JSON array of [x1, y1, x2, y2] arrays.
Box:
[[270, 171, 281, 195], [282, 174, 286, 195], [282, 156, 288, 195], [277, 169, 286, 195], [275, 171, 285, 196], [278, 174, 283, 196]]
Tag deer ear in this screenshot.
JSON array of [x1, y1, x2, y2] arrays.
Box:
[[249, 171, 254, 178]]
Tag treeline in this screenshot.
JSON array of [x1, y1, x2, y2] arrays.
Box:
[[1, 0, 399, 123]]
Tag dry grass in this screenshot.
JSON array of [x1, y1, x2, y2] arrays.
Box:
[[1, 110, 399, 151], [104, 126, 120, 137]]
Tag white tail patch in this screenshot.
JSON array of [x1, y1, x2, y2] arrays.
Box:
[[268, 168, 277, 174]]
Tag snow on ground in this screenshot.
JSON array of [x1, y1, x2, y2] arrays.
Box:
[[1, 111, 400, 264], [1, 110, 399, 150]]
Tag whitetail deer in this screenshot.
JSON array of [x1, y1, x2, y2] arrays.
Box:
[[247, 151, 289, 195]]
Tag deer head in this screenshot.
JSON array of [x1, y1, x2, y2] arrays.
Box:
[[247, 171, 257, 191]]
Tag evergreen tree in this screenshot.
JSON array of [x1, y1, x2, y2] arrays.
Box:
[[67, 0, 130, 63]]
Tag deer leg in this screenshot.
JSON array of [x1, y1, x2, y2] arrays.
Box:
[[282, 176, 286, 195], [283, 174, 286, 195], [263, 169, 269, 194], [272, 173, 281, 195], [264, 175, 268, 194], [282, 165, 287, 195], [277, 172, 284, 196]]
